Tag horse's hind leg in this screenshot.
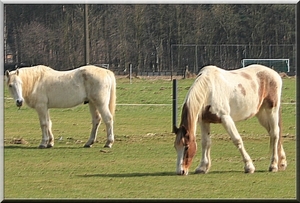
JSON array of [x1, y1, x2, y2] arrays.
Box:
[[277, 141, 287, 171], [256, 108, 287, 172], [47, 118, 54, 148], [195, 122, 212, 174], [97, 104, 114, 148], [221, 115, 255, 173], [84, 103, 101, 148]]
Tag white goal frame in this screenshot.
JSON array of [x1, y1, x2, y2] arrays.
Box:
[[241, 59, 290, 72], [94, 64, 110, 69]]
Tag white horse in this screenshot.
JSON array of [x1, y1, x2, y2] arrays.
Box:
[[174, 64, 287, 175], [5, 65, 116, 149]]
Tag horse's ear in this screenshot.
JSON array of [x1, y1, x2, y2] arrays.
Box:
[[16, 69, 19, 76], [5, 70, 9, 79], [173, 125, 179, 134], [182, 125, 188, 136]]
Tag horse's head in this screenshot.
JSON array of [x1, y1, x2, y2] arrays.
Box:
[[5, 69, 24, 108], [173, 125, 197, 175]]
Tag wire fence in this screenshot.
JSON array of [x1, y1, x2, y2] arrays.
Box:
[[4, 44, 296, 77], [170, 44, 296, 76]]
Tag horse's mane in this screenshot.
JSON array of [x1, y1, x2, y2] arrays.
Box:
[[18, 65, 53, 98], [181, 66, 212, 133]]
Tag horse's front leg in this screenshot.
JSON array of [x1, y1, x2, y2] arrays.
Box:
[[221, 115, 255, 173], [84, 104, 101, 148], [37, 108, 53, 148], [195, 122, 211, 174]]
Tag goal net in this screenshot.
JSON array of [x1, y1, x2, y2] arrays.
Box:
[[241, 59, 290, 73]]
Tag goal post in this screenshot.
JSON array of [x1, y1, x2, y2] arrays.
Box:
[[241, 59, 290, 73]]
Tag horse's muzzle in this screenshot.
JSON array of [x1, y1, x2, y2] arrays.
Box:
[[16, 99, 23, 107]]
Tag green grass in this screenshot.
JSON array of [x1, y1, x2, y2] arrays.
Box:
[[3, 76, 296, 199]]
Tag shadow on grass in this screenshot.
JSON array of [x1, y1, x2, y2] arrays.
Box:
[[209, 170, 267, 174], [76, 169, 267, 178], [4, 145, 81, 149], [77, 171, 175, 178]]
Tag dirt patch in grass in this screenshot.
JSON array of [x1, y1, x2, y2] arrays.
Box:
[[8, 138, 28, 145]]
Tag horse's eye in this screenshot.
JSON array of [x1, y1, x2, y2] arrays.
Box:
[[185, 145, 189, 150]]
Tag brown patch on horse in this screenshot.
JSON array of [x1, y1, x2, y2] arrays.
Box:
[[202, 105, 221, 123], [180, 103, 191, 128], [240, 72, 252, 80], [81, 69, 89, 81], [257, 72, 279, 109], [177, 125, 197, 173], [175, 104, 193, 146], [183, 136, 197, 170], [238, 84, 246, 96], [174, 126, 184, 145], [175, 103, 198, 173]]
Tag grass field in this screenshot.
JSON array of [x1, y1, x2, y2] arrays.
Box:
[[3, 76, 296, 199]]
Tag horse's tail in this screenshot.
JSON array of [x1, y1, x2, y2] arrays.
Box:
[[108, 71, 116, 117]]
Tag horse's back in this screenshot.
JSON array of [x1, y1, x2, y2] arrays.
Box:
[[79, 65, 115, 81], [78, 65, 115, 90], [78, 65, 116, 105], [198, 64, 282, 121], [233, 64, 282, 81], [200, 64, 280, 82], [200, 64, 281, 93]]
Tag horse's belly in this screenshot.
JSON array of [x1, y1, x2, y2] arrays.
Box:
[[229, 99, 259, 121], [47, 87, 86, 108], [48, 99, 84, 108]]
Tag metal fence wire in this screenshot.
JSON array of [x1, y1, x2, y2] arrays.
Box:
[[170, 44, 295, 76]]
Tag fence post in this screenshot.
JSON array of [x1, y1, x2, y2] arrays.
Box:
[[129, 63, 132, 84], [84, 4, 89, 65], [172, 79, 177, 132]]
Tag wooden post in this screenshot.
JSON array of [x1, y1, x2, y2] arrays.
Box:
[[172, 79, 177, 132], [84, 4, 89, 65]]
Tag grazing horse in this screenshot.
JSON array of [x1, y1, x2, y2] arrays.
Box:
[[173, 64, 287, 175], [5, 65, 116, 149]]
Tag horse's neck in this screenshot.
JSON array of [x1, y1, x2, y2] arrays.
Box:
[[181, 77, 209, 134], [20, 68, 45, 98], [180, 102, 198, 136]]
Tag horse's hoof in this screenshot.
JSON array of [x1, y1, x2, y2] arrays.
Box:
[[104, 141, 113, 148], [47, 144, 53, 148], [83, 144, 92, 148], [244, 167, 255, 173], [38, 145, 47, 149], [177, 171, 188, 175], [268, 166, 278, 172], [104, 144, 112, 148]]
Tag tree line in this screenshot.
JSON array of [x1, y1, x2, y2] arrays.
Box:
[[4, 4, 296, 73]]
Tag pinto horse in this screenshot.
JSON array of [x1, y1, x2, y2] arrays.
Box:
[[174, 64, 287, 175], [5, 65, 116, 149]]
